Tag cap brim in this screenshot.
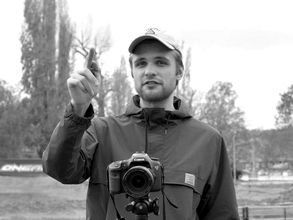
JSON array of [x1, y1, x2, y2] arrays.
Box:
[[128, 35, 175, 53]]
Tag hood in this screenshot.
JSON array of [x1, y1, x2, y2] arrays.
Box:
[[125, 95, 192, 125]]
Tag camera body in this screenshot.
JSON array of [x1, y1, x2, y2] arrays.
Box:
[[107, 152, 163, 198]]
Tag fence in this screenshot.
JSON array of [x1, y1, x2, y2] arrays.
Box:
[[239, 206, 293, 220]]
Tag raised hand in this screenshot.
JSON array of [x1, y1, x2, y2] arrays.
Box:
[[67, 48, 99, 116]]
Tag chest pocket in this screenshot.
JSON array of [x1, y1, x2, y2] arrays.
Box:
[[162, 169, 205, 220]]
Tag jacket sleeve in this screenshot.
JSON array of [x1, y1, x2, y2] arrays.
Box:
[[197, 137, 240, 220], [42, 103, 98, 184]]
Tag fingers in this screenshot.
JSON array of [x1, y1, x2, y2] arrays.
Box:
[[88, 62, 99, 76], [79, 68, 97, 85], [68, 70, 96, 97], [67, 48, 99, 104]]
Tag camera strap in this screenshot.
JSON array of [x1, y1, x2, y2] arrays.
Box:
[[161, 188, 178, 218], [110, 194, 125, 220], [143, 109, 150, 153], [161, 166, 178, 220]]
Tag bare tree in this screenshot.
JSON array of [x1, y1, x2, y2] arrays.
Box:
[[73, 26, 112, 116]]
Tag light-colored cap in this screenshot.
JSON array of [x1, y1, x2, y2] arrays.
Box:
[[128, 28, 181, 55]]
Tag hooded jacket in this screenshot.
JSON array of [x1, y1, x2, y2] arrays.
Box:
[[42, 95, 239, 220]]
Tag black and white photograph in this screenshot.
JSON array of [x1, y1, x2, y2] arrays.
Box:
[[0, 0, 293, 219]]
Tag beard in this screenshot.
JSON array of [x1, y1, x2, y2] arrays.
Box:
[[136, 83, 176, 103]]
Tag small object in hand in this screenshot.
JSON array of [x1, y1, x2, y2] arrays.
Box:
[[87, 48, 97, 77]]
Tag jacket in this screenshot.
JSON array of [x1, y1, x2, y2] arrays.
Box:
[[42, 95, 239, 220]]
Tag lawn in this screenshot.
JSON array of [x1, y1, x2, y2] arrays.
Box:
[[236, 181, 293, 206], [0, 175, 87, 220], [1, 175, 293, 219]]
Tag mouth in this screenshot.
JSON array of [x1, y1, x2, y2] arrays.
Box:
[[143, 80, 161, 85]]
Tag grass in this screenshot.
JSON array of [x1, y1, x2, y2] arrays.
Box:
[[236, 182, 293, 206], [1, 175, 293, 219], [0, 175, 87, 220]]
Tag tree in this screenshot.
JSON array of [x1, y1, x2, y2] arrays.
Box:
[[201, 81, 245, 152], [0, 81, 37, 158], [0, 107, 21, 158], [0, 81, 17, 158], [74, 26, 112, 117], [109, 57, 133, 116], [0, 80, 14, 118], [20, 0, 43, 95], [250, 127, 293, 171], [20, 0, 57, 157], [276, 84, 293, 128], [177, 44, 203, 118], [20, 0, 74, 157], [56, 0, 74, 116]]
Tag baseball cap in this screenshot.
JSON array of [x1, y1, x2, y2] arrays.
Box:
[[128, 28, 182, 55]]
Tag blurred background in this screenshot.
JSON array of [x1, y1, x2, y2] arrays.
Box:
[[0, 0, 292, 219]]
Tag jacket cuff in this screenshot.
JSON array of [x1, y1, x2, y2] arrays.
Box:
[[64, 103, 94, 126]]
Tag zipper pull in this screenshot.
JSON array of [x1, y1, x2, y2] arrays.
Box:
[[165, 127, 168, 135]]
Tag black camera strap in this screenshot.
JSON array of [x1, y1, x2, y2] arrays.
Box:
[[110, 194, 125, 220], [107, 169, 125, 220], [161, 188, 178, 219], [142, 109, 179, 219], [161, 167, 178, 220], [143, 109, 150, 153]]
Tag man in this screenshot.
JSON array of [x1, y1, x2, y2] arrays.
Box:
[[42, 28, 239, 220]]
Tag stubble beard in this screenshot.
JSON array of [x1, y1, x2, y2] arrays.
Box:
[[137, 84, 176, 104]]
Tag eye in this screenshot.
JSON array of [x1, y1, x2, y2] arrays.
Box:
[[156, 59, 168, 66], [134, 60, 147, 68]]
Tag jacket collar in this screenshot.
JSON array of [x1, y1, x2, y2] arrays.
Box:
[[125, 95, 192, 123]]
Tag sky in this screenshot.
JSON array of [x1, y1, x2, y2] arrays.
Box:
[[0, 0, 293, 130]]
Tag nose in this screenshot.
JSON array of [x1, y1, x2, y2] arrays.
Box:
[[144, 64, 157, 77]]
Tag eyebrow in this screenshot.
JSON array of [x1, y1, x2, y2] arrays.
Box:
[[133, 56, 170, 63], [154, 56, 170, 61], [133, 57, 146, 65]]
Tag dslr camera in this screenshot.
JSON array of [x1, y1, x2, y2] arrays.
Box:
[[107, 152, 163, 198]]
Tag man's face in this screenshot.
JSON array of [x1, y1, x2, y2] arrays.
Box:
[[131, 40, 181, 103]]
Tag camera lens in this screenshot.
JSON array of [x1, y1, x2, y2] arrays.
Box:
[[122, 166, 154, 198]]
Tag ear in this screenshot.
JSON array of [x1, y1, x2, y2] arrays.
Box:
[[176, 67, 183, 80]]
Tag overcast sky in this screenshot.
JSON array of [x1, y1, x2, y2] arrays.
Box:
[[1, 0, 293, 130]]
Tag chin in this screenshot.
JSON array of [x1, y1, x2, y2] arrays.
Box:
[[141, 92, 172, 103]]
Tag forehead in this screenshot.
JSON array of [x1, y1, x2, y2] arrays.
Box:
[[132, 39, 173, 57]]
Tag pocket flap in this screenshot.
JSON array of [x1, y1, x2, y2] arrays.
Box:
[[163, 169, 204, 195]]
